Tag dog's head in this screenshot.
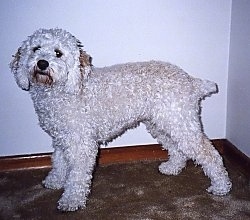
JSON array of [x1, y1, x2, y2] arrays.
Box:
[[10, 28, 92, 94]]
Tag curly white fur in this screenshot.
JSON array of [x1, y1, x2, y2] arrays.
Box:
[[10, 28, 232, 211]]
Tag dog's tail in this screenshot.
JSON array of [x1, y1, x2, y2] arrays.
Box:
[[195, 78, 218, 98]]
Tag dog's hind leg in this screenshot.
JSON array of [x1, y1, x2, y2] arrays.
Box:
[[158, 146, 188, 175], [191, 135, 232, 195], [171, 121, 232, 195], [144, 121, 188, 175]]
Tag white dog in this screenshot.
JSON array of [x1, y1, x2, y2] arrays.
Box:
[[10, 28, 232, 211]]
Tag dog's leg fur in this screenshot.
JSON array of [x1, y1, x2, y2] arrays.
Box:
[[193, 135, 232, 195], [43, 141, 67, 190], [145, 110, 231, 195], [57, 136, 98, 211], [171, 120, 232, 196], [158, 147, 188, 175], [144, 120, 188, 175]]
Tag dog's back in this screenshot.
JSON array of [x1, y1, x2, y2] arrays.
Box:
[[91, 60, 217, 102]]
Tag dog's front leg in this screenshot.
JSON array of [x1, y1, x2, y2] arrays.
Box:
[[57, 137, 98, 211], [43, 144, 67, 190]]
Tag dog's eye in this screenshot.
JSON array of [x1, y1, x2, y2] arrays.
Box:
[[55, 49, 63, 58], [33, 46, 41, 52]]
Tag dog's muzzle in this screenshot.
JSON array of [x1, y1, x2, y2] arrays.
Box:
[[32, 60, 53, 85]]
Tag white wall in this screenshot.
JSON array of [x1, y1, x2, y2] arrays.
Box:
[[0, 0, 231, 156], [227, 0, 250, 157]]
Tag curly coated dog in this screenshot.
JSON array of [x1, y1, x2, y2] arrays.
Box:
[[10, 28, 232, 211]]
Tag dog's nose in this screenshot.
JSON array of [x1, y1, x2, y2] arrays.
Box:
[[37, 60, 49, 70]]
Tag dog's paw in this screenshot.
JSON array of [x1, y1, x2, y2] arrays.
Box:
[[42, 173, 65, 190], [158, 161, 184, 175], [57, 194, 86, 212], [207, 180, 232, 196]]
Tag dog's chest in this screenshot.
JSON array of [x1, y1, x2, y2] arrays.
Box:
[[31, 91, 84, 136]]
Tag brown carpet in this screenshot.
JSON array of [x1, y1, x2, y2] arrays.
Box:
[[0, 158, 249, 220]]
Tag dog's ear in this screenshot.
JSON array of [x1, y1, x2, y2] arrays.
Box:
[[79, 49, 92, 71], [65, 48, 92, 94], [79, 49, 92, 84], [9, 47, 30, 91]]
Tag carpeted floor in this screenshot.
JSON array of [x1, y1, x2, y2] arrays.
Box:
[[0, 157, 249, 220]]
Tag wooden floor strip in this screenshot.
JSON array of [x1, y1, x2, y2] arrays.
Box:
[[98, 144, 168, 165], [0, 139, 249, 175], [0, 153, 52, 171]]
